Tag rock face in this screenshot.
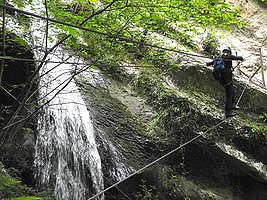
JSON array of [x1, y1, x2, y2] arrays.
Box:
[[75, 79, 157, 199], [0, 32, 37, 187], [0, 32, 35, 105], [75, 62, 267, 200], [1, 1, 267, 200]]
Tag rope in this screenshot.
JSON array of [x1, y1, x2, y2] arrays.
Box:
[[236, 84, 247, 107], [0, 5, 258, 199], [88, 119, 227, 200], [0, 55, 156, 68], [236, 64, 264, 106]]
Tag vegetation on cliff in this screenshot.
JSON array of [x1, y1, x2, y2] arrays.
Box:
[[0, 0, 266, 199]]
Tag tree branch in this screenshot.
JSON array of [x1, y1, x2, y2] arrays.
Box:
[[0, 0, 6, 85], [1, 0, 118, 134]]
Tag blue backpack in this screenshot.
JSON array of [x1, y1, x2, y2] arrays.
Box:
[[212, 58, 225, 80]]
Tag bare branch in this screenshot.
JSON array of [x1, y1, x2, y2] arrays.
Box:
[[1, 0, 118, 134], [0, 0, 7, 85], [44, 0, 49, 53], [0, 85, 34, 130]]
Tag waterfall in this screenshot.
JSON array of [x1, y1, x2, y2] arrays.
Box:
[[5, 0, 135, 198], [8, 0, 106, 199], [34, 53, 104, 200], [95, 129, 134, 182]]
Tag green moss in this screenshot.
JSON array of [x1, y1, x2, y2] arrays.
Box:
[[247, 122, 267, 134], [11, 196, 44, 200], [0, 162, 46, 200], [0, 172, 33, 198], [260, 113, 267, 123], [239, 114, 267, 135], [133, 70, 179, 110], [135, 180, 159, 200], [0, 173, 21, 190], [132, 68, 204, 144]]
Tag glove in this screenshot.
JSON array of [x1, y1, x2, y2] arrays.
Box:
[[206, 61, 213, 66]]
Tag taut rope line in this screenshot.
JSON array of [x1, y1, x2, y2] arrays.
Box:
[[88, 118, 228, 200]]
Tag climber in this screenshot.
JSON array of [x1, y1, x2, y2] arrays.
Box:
[[206, 47, 244, 118]]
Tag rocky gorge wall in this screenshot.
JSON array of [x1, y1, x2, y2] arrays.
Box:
[[0, 32, 38, 197], [74, 59, 267, 199], [0, 0, 267, 199]]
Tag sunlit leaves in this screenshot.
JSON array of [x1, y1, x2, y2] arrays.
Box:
[[8, 0, 247, 66], [41, 0, 246, 42], [8, 0, 33, 8]]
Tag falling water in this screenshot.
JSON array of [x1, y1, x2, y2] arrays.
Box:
[[5, 0, 135, 198], [95, 130, 134, 182], [5, 0, 107, 198], [34, 53, 104, 200]]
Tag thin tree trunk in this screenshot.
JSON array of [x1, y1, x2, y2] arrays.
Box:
[[0, 0, 6, 85], [0, 0, 118, 140]]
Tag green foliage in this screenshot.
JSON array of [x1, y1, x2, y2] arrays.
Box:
[[11, 196, 43, 200], [202, 33, 220, 56], [0, 171, 20, 190], [242, 116, 267, 134], [0, 162, 50, 200], [14, 37, 29, 47], [28, 0, 247, 64], [135, 180, 159, 200], [248, 122, 267, 134], [128, 0, 246, 31], [259, 113, 267, 123], [6, 0, 32, 8], [8, 0, 246, 60], [0, 163, 34, 199]]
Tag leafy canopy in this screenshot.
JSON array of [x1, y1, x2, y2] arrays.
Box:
[[9, 0, 246, 64]]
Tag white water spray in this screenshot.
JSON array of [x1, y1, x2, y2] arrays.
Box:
[[7, 0, 106, 199], [34, 53, 104, 200], [6, 0, 135, 198]]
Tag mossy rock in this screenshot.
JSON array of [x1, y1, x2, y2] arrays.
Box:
[[0, 32, 38, 191], [11, 197, 44, 200], [0, 162, 35, 199], [0, 31, 36, 106]]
